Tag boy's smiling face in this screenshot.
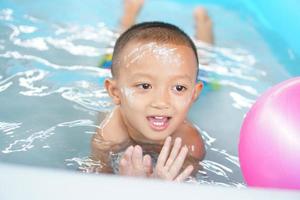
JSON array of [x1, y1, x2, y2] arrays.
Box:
[[107, 41, 202, 143]]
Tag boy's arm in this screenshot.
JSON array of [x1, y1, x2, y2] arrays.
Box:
[[174, 121, 206, 161], [90, 132, 114, 174], [172, 121, 206, 174], [90, 109, 128, 174]]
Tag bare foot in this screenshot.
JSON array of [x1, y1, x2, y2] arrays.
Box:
[[119, 0, 145, 32], [194, 7, 214, 44]]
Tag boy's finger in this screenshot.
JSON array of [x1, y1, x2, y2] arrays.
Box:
[[175, 165, 194, 182], [169, 145, 189, 177], [164, 137, 182, 170], [156, 137, 172, 168], [119, 146, 134, 175], [132, 145, 143, 169], [119, 157, 129, 175], [143, 154, 153, 176], [123, 145, 134, 161]]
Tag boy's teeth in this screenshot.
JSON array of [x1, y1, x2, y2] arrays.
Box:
[[147, 116, 170, 131], [153, 121, 164, 126]]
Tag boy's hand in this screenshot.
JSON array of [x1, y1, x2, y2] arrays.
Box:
[[119, 145, 152, 177], [119, 137, 193, 182], [152, 137, 194, 182]]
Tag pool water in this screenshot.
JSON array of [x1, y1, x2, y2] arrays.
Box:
[[0, 0, 298, 187]]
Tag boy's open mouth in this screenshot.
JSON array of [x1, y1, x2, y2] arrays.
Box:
[[146, 116, 171, 131]]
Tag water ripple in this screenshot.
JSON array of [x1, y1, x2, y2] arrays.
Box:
[[0, 121, 22, 135], [65, 156, 103, 173], [0, 81, 13, 93], [201, 160, 233, 178], [2, 126, 56, 154], [0, 51, 111, 73], [0, 8, 13, 21], [58, 119, 95, 128], [230, 92, 255, 109]]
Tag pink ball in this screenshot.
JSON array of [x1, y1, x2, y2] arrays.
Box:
[[239, 77, 300, 190]]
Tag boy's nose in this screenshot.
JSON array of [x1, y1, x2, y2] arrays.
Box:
[[150, 89, 170, 109]]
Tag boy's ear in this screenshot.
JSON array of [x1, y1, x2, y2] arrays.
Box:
[[105, 78, 121, 105], [192, 81, 203, 102]]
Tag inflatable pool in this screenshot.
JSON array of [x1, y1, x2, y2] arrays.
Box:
[[1, 162, 299, 200], [0, 0, 299, 199]]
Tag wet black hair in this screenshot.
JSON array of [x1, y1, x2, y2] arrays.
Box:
[[111, 21, 199, 78]]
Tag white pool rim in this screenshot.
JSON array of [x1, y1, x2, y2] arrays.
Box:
[[0, 163, 299, 200]]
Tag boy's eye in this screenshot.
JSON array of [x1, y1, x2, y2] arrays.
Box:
[[137, 83, 152, 90], [173, 85, 187, 92]]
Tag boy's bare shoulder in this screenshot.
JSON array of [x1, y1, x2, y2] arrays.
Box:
[[92, 108, 130, 151], [173, 121, 206, 161]]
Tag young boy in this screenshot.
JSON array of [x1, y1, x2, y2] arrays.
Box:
[[91, 0, 214, 181]]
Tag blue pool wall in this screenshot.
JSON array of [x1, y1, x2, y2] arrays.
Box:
[[242, 0, 300, 75], [244, 0, 300, 57], [1, 0, 300, 75], [178, 0, 300, 56], [178, 0, 300, 75]]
